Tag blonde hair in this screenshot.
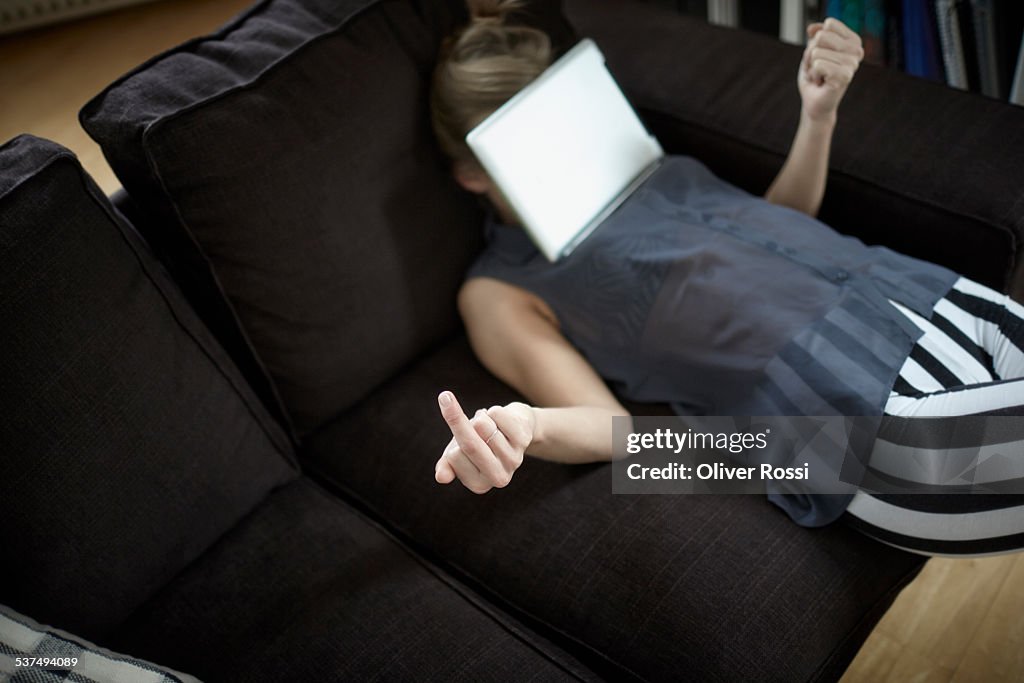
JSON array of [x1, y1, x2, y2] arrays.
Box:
[[431, 0, 552, 162]]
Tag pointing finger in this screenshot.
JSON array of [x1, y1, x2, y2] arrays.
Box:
[[438, 390, 488, 456]]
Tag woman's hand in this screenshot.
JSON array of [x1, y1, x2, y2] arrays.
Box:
[[767, 17, 862, 215], [435, 390, 535, 494], [798, 18, 864, 124]]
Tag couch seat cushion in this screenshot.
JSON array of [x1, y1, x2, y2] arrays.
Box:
[[0, 135, 297, 640], [303, 335, 926, 682], [106, 478, 597, 682]]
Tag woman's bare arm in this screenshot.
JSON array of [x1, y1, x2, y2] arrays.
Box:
[[434, 276, 632, 493], [459, 277, 631, 459], [765, 18, 863, 217], [764, 112, 835, 217]]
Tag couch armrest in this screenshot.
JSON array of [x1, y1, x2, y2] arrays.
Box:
[[566, 0, 1024, 297]]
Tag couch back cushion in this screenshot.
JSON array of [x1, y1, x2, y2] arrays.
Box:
[[0, 136, 298, 639], [81, 0, 574, 435]]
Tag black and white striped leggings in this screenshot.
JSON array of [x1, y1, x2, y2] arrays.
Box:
[[844, 277, 1024, 556]]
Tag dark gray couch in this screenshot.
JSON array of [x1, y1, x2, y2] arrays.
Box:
[[2, 0, 1023, 680]]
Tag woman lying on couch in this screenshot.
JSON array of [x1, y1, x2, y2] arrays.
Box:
[[430, 0, 1024, 556]]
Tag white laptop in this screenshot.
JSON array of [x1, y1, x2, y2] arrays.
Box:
[[466, 38, 664, 262]]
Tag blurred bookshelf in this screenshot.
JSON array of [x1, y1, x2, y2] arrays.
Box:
[[645, 0, 1024, 105]]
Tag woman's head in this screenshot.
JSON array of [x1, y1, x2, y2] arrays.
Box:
[[431, 0, 552, 175]]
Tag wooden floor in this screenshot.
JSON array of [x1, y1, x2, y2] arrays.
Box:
[[842, 553, 1024, 682], [0, 0, 252, 194], [2, 2, 1022, 681]]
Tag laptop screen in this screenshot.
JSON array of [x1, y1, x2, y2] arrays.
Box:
[[466, 39, 664, 262]]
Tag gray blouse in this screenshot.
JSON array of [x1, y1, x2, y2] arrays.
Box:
[[467, 156, 957, 526]]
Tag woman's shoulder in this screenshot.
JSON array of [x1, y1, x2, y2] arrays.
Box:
[[460, 275, 540, 309], [459, 276, 558, 327]]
